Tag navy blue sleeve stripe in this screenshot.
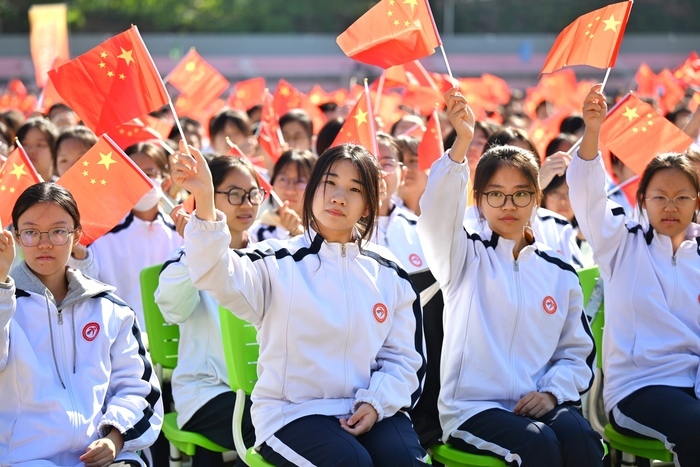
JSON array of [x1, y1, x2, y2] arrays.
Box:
[[538, 214, 571, 226], [159, 250, 186, 275], [107, 212, 135, 235], [534, 250, 577, 276], [157, 211, 177, 231], [234, 233, 324, 263], [611, 207, 625, 217], [579, 311, 596, 395], [396, 213, 418, 225]]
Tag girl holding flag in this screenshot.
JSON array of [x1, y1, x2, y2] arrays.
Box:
[[172, 142, 428, 466], [568, 84, 700, 466]]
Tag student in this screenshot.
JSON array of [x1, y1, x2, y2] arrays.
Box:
[[395, 135, 425, 215], [568, 84, 700, 466], [79, 142, 184, 330], [16, 117, 58, 182], [208, 108, 256, 157], [55, 125, 98, 176], [46, 102, 81, 130], [172, 142, 428, 466], [0, 182, 162, 467], [156, 156, 260, 466], [279, 109, 314, 152], [250, 149, 315, 241], [418, 88, 603, 467]]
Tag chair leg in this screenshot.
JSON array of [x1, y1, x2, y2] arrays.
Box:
[[620, 451, 637, 467], [168, 442, 183, 467]]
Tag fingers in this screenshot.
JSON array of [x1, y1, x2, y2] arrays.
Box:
[[513, 391, 535, 414]]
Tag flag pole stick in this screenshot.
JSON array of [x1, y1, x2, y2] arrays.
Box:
[[373, 71, 385, 115], [35, 87, 45, 112], [600, 67, 612, 93], [439, 45, 454, 81], [364, 78, 380, 157], [167, 98, 192, 158], [607, 174, 640, 197]]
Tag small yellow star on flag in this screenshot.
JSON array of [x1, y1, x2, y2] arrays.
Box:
[[101, 179, 107, 186], [9, 187, 15, 193], [9, 163, 28, 180], [82, 170, 89, 177], [90, 179, 96, 185], [98, 151, 117, 170], [589, 34, 594, 39], [403, 0, 417, 10], [119, 74, 126, 80], [404, 20, 410, 27], [0, 186, 5, 191], [83, 161, 89, 166], [354, 109, 369, 125], [646, 113, 653, 118], [100, 52, 107, 58], [602, 14, 622, 32], [99, 62, 106, 69], [117, 47, 135, 66], [107, 71, 115, 78], [387, 10, 393, 16], [648, 120, 653, 126], [632, 127, 639, 133], [622, 106, 639, 121], [394, 20, 399, 26], [388, 0, 395, 4]]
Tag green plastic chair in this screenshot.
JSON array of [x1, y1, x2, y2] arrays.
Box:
[[219, 307, 274, 467], [140, 264, 230, 467], [578, 266, 673, 466], [429, 444, 507, 467]]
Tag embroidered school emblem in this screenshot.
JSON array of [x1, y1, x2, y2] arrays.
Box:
[[82, 322, 100, 341], [373, 303, 388, 323], [408, 253, 423, 268], [542, 296, 558, 315]]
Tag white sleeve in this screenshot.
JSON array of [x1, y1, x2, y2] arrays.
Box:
[[567, 152, 632, 279], [155, 249, 200, 324], [537, 281, 595, 404], [184, 210, 275, 326], [0, 277, 15, 372], [67, 246, 100, 280], [354, 279, 424, 420], [99, 304, 163, 453], [417, 153, 471, 290]]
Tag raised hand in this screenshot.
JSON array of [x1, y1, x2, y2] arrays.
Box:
[[277, 201, 303, 236], [171, 205, 191, 239], [171, 140, 216, 221], [0, 229, 15, 283], [444, 87, 476, 164], [579, 84, 608, 161], [540, 151, 573, 189]]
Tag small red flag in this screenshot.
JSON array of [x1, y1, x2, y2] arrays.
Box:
[[337, 0, 441, 69], [673, 51, 700, 88], [48, 26, 169, 136], [141, 114, 174, 140], [541, 1, 632, 75], [634, 63, 657, 97], [0, 147, 42, 228], [56, 135, 154, 245], [107, 119, 162, 151], [331, 87, 379, 157], [167, 49, 229, 113], [600, 93, 694, 176], [228, 77, 266, 111], [258, 89, 284, 161], [655, 69, 685, 115], [417, 108, 444, 171], [273, 79, 305, 116]]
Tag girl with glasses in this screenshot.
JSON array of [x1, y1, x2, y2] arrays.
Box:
[[568, 85, 700, 466], [155, 155, 262, 466], [0, 182, 162, 467], [172, 142, 428, 466], [251, 149, 316, 242], [417, 88, 603, 467]]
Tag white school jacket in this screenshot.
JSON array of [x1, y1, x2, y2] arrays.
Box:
[[567, 154, 700, 413], [155, 247, 232, 429], [79, 211, 184, 330], [184, 214, 426, 448], [464, 206, 584, 268], [0, 263, 163, 467], [417, 153, 595, 441]]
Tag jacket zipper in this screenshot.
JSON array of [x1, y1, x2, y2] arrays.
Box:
[[508, 259, 522, 401], [340, 244, 351, 398], [670, 255, 678, 315], [57, 307, 80, 452]]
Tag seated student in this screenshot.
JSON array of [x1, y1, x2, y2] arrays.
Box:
[[250, 149, 315, 241], [279, 109, 313, 152], [77, 142, 184, 330], [16, 117, 58, 182], [55, 125, 98, 177], [418, 88, 603, 467], [569, 84, 700, 466], [172, 142, 429, 466], [208, 108, 256, 157], [0, 183, 162, 467], [156, 156, 260, 466]]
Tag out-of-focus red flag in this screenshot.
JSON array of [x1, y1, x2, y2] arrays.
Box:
[[228, 77, 266, 111], [634, 63, 657, 97], [655, 69, 685, 115], [273, 79, 305, 117], [0, 147, 42, 228], [258, 89, 284, 162], [107, 119, 162, 151], [141, 114, 174, 140], [331, 87, 379, 157], [600, 92, 694, 175], [541, 1, 632, 74], [167, 49, 229, 112], [48, 26, 169, 136], [337, 0, 441, 69], [56, 135, 154, 244], [417, 108, 444, 171], [673, 51, 700, 88]]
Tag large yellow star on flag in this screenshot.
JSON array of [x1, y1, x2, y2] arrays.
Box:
[[354, 109, 369, 125], [622, 106, 639, 122], [9, 163, 28, 180], [602, 14, 622, 33], [97, 152, 117, 170], [403, 0, 418, 10], [117, 48, 135, 66]]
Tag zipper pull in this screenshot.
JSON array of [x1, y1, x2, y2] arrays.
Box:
[[341, 244, 346, 258], [513, 260, 519, 272], [672, 256, 677, 266], [58, 309, 63, 325]]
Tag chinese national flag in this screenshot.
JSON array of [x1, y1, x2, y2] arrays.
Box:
[[228, 77, 266, 111], [331, 88, 379, 157], [258, 89, 284, 161], [56, 135, 154, 245], [417, 108, 444, 171], [273, 79, 305, 116], [307, 84, 331, 106], [167, 49, 229, 112], [655, 69, 685, 115], [141, 114, 174, 140], [48, 26, 169, 136], [107, 119, 162, 151], [541, 1, 632, 74], [673, 51, 700, 88], [337, 0, 441, 69], [635, 63, 657, 97], [600, 93, 694, 176], [528, 108, 572, 160], [0, 147, 42, 228]]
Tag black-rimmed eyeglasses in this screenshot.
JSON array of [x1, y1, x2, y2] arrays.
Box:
[[214, 187, 266, 205]]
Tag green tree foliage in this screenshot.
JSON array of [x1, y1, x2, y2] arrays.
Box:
[[0, 0, 697, 34]]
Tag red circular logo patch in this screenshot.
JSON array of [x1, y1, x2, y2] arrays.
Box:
[[542, 296, 558, 315], [373, 303, 388, 323], [82, 322, 100, 341], [408, 254, 423, 268]]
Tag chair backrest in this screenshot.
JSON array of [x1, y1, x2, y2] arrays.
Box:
[[219, 307, 259, 395], [576, 265, 604, 369], [140, 263, 179, 370]]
